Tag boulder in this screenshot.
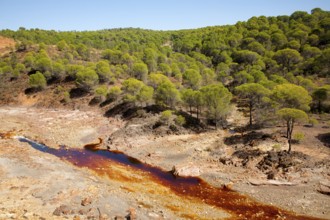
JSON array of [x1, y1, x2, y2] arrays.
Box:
[[172, 163, 201, 177]]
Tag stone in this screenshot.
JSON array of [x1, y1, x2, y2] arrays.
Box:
[[172, 163, 201, 177], [81, 197, 92, 206], [148, 212, 160, 219], [317, 181, 330, 195], [125, 207, 137, 220], [53, 205, 72, 216]]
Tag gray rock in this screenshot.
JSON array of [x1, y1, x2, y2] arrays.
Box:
[[172, 163, 200, 177]]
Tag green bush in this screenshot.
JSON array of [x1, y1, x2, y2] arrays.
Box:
[[76, 68, 99, 91], [95, 85, 108, 97], [108, 86, 122, 99], [309, 118, 319, 127], [160, 110, 172, 123], [29, 71, 47, 89], [293, 132, 305, 143], [175, 115, 186, 126], [62, 91, 70, 103]]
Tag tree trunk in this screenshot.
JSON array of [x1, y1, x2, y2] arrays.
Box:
[[215, 112, 218, 129], [288, 119, 294, 153], [196, 106, 199, 120], [286, 120, 290, 138], [249, 100, 253, 127], [318, 100, 322, 114]]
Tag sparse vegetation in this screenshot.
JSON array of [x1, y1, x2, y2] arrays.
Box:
[[293, 132, 305, 143]]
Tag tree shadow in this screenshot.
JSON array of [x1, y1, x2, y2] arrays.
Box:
[[316, 132, 330, 148], [224, 131, 271, 146], [99, 98, 115, 107], [69, 88, 89, 99], [104, 102, 136, 118], [24, 87, 41, 95], [88, 97, 101, 106]]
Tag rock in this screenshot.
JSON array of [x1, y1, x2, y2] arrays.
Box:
[[172, 163, 201, 177], [219, 156, 231, 165], [249, 179, 298, 186], [53, 205, 72, 216], [99, 214, 109, 220], [78, 208, 91, 215], [148, 212, 161, 219], [126, 207, 137, 220], [317, 181, 330, 195], [81, 197, 92, 206], [73, 216, 81, 220], [0, 213, 17, 219]]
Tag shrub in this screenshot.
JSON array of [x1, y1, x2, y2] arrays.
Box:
[[309, 118, 319, 127], [95, 85, 108, 97], [160, 110, 172, 124], [108, 86, 122, 99], [175, 115, 186, 126], [62, 91, 70, 103], [29, 71, 47, 89], [76, 68, 99, 91], [293, 132, 305, 143]]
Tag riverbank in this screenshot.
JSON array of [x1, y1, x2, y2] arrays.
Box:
[[0, 106, 329, 219]]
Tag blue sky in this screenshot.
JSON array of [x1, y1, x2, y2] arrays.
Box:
[[0, 0, 329, 31]]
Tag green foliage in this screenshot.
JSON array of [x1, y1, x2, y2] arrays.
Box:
[[122, 78, 144, 95], [175, 115, 186, 126], [76, 68, 99, 91], [137, 85, 154, 106], [277, 108, 308, 152], [271, 83, 312, 111], [308, 117, 319, 127], [236, 83, 270, 126], [148, 73, 171, 89], [159, 63, 172, 76], [29, 71, 47, 89], [293, 132, 305, 143], [160, 110, 173, 123], [66, 64, 84, 79], [277, 108, 308, 122], [155, 81, 180, 107], [57, 40, 68, 51], [200, 83, 232, 128], [273, 48, 302, 71], [183, 69, 202, 89], [2, 65, 13, 74], [0, 8, 329, 122], [96, 60, 113, 82], [312, 87, 328, 113], [52, 61, 65, 80], [108, 86, 122, 99], [95, 85, 108, 97], [132, 62, 148, 82], [62, 91, 71, 103], [35, 57, 52, 73]]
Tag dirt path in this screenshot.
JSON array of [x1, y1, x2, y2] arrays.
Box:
[[0, 106, 329, 219]]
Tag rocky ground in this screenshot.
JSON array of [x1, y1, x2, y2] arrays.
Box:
[[0, 106, 329, 219]]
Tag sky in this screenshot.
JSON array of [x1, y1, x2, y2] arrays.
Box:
[[0, 0, 329, 31]]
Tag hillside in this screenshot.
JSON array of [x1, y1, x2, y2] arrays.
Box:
[[0, 8, 330, 220]]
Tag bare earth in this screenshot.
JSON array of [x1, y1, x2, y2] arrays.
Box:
[[0, 106, 329, 219]]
